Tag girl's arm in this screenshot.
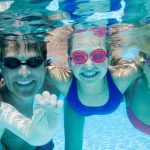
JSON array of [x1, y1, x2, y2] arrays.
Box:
[[64, 101, 85, 150], [112, 67, 143, 94]]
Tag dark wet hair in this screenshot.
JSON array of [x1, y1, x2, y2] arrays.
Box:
[[0, 33, 47, 61]]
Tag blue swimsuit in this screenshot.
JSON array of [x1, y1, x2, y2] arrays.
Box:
[[66, 71, 123, 116], [36, 140, 54, 150]]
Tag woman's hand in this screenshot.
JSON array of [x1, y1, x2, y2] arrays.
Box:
[[32, 91, 63, 135], [0, 91, 63, 146]]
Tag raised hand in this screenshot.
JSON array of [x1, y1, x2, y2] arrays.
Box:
[[0, 91, 63, 146], [32, 91, 63, 135]]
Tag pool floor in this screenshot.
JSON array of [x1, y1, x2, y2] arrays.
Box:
[[53, 102, 150, 150]]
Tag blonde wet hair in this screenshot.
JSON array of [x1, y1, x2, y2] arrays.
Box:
[[107, 24, 136, 58], [108, 24, 143, 77], [131, 24, 150, 55], [45, 26, 73, 81]]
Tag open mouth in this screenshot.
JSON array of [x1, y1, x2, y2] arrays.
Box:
[[14, 80, 36, 95], [81, 71, 99, 78], [16, 80, 33, 86]]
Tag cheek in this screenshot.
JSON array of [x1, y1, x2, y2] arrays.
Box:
[[71, 65, 82, 77], [97, 60, 109, 69], [72, 66, 79, 74], [3, 75, 12, 87], [3, 69, 14, 80], [38, 66, 47, 78]]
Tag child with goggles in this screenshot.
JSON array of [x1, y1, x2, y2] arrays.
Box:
[[124, 25, 150, 135], [46, 27, 142, 150], [0, 34, 63, 150]]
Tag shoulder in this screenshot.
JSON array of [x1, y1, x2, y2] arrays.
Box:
[[45, 73, 72, 96], [111, 69, 143, 94]]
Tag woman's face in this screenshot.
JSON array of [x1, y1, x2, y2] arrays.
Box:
[[2, 40, 46, 99], [69, 31, 109, 85], [143, 54, 150, 87]]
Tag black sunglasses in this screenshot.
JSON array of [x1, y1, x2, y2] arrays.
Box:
[[3, 56, 45, 69]]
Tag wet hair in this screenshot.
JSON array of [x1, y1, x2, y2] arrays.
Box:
[[0, 33, 47, 61], [108, 24, 150, 57], [107, 24, 145, 77], [107, 24, 136, 58], [68, 28, 108, 55], [131, 24, 150, 55]]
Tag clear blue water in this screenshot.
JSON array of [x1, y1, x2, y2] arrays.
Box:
[[0, 0, 149, 33], [0, 0, 150, 150], [53, 102, 150, 150]]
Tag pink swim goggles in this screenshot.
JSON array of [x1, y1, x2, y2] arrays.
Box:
[[69, 49, 107, 64]]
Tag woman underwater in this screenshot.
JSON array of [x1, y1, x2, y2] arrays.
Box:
[[46, 26, 142, 150], [124, 25, 150, 135], [0, 25, 145, 149], [0, 33, 63, 150]]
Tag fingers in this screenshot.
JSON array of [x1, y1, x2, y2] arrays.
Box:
[[34, 94, 45, 105], [56, 100, 63, 108], [43, 91, 57, 106], [33, 91, 63, 111], [32, 91, 63, 133]]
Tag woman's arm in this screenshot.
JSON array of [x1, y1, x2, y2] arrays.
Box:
[[0, 91, 63, 146]]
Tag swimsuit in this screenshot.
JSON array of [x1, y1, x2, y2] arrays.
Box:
[[66, 71, 123, 116], [126, 77, 150, 135], [36, 140, 54, 150], [2, 130, 54, 150]]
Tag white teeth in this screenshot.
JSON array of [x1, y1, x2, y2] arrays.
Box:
[[83, 72, 96, 76], [17, 80, 32, 85]]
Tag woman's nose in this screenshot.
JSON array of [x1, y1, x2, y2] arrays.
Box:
[[18, 65, 30, 76]]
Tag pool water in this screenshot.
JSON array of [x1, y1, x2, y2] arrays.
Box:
[[53, 102, 150, 150], [0, 0, 150, 150]]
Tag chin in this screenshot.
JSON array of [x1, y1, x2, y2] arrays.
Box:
[[15, 90, 36, 98], [85, 81, 99, 86], [81, 76, 101, 86]]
